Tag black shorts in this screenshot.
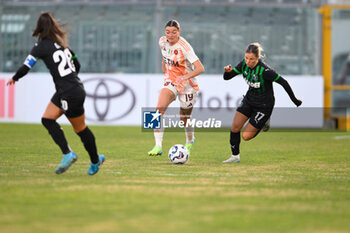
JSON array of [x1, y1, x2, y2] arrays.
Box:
[[51, 85, 86, 118], [236, 98, 273, 129]]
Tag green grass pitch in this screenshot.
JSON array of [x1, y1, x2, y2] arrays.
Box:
[[0, 123, 349, 233]]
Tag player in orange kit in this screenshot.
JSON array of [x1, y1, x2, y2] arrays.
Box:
[[148, 20, 204, 156]]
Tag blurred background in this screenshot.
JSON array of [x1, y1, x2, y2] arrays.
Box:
[[0, 0, 326, 74], [0, 0, 349, 128]]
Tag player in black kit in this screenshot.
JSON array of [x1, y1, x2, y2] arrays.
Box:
[[222, 42, 302, 163], [6, 12, 105, 175]]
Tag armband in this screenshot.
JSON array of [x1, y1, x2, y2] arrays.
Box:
[[23, 55, 37, 69]]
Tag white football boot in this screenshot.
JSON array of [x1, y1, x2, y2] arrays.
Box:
[[222, 154, 240, 163]]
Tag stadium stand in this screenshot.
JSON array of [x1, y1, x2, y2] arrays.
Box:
[[0, 0, 339, 74]]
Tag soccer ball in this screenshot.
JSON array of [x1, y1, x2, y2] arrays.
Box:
[[168, 144, 189, 164]]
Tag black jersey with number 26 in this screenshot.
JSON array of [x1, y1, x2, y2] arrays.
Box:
[[24, 39, 82, 93]]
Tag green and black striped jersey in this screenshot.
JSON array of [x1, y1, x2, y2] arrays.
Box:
[[224, 59, 281, 107]]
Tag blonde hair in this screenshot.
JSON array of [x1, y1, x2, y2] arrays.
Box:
[[245, 42, 264, 58]]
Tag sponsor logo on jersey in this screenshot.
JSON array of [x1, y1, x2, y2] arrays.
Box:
[[166, 49, 178, 55], [163, 56, 179, 67], [243, 73, 260, 88], [245, 79, 261, 88]]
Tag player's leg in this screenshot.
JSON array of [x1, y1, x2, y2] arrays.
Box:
[[223, 111, 248, 163], [223, 97, 252, 163], [242, 107, 273, 141], [41, 97, 77, 174], [148, 87, 176, 156], [68, 114, 98, 165], [180, 107, 195, 154], [65, 86, 104, 175], [179, 92, 198, 154], [68, 114, 104, 175], [68, 113, 99, 165], [41, 101, 69, 153], [241, 123, 260, 141]]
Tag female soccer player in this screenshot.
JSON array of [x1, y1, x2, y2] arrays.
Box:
[[222, 42, 302, 163], [148, 20, 205, 156], [6, 12, 104, 175]]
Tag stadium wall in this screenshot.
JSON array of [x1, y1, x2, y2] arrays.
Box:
[[0, 73, 324, 128]]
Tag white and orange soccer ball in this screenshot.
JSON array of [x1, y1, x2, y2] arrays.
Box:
[[168, 144, 189, 164]]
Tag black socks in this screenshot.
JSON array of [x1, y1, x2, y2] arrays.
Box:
[[77, 127, 99, 164], [41, 118, 70, 154], [42, 118, 99, 164], [230, 131, 241, 155]]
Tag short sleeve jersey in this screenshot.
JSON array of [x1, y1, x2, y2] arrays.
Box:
[[159, 36, 200, 93], [233, 59, 281, 106], [24, 39, 82, 93]]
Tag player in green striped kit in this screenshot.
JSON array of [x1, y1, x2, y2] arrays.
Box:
[[222, 42, 302, 163]]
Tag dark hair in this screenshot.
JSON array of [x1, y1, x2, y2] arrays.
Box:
[[165, 20, 180, 30], [245, 42, 263, 58], [32, 11, 68, 48]]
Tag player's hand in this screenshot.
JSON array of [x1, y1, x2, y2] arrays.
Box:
[[6, 78, 16, 86], [295, 99, 302, 107], [224, 64, 232, 73], [175, 76, 187, 84]]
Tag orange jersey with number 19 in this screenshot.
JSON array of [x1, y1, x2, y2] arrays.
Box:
[[159, 36, 200, 94]]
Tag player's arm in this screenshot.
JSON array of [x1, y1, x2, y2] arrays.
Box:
[[265, 69, 302, 107], [7, 44, 41, 86], [159, 37, 167, 74], [162, 59, 166, 73], [223, 60, 243, 80], [11, 65, 30, 82], [176, 41, 205, 83], [175, 59, 204, 84], [184, 59, 205, 80], [7, 55, 37, 86]]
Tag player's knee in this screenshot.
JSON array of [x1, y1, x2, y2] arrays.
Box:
[[41, 118, 62, 135], [41, 117, 48, 127], [72, 124, 86, 133], [180, 117, 189, 125], [77, 127, 95, 142], [41, 117, 55, 128], [231, 125, 241, 132], [242, 133, 253, 141], [155, 107, 165, 115]]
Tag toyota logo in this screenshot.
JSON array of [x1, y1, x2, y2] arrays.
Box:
[[83, 77, 136, 122]]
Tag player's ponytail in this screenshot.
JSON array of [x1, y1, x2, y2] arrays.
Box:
[[32, 11, 68, 48], [246, 42, 264, 59]]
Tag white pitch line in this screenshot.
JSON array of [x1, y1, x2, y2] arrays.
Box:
[[333, 135, 350, 140]]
